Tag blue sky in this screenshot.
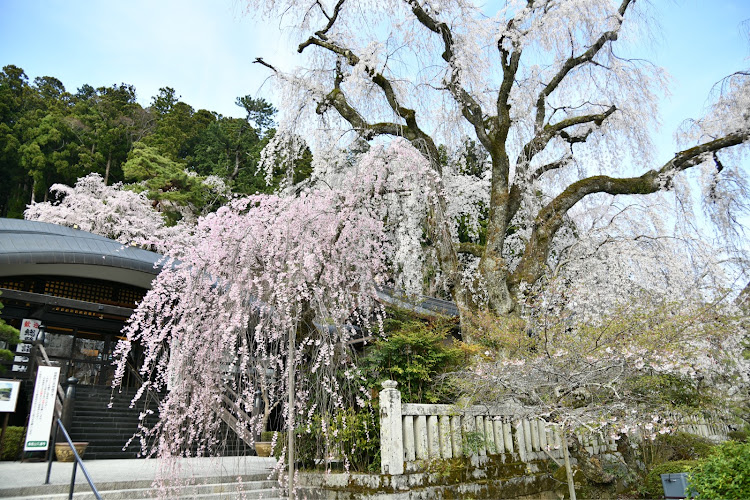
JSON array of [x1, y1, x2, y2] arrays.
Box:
[[0, 0, 748, 163], [0, 0, 292, 118]]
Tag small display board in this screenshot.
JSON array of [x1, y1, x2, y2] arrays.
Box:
[[0, 379, 21, 413], [13, 318, 43, 373], [24, 365, 60, 452]]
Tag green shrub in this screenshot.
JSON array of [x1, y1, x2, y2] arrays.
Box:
[[361, 317, 464, 403], [462, 430, 495, 456], [331, 406, 380, 472], [727, 427, 750, 443], [690, 441, 750, 499], [643, 431, 715, 466], [643, 460, 698, 499], [1, 427, 26, 461], [274, 405, 381, 472], [259, 431, 276, 442]]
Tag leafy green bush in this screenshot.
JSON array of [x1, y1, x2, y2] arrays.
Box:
[[643, 460, 697, 499], [331, 406, 380, 472], [1, 427, 26, 461], [462, 430, 496, 456], [361, 317, 464, 403], [642, 431, 715, 466], [727, 427, 750, 443], [275, 405, 381, 472], [0, 298, 20, 373], [690, 441, 750, 499], [259, 431, 276, 442]]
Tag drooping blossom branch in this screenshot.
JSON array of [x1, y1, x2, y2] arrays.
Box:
[[110, 139, 436, 493]]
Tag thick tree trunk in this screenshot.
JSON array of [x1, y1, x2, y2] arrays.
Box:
[[104, 152, 112, 185], [478, 256, 515, 315], [477, 145, 515, 315], [231, 150, 241, 180]]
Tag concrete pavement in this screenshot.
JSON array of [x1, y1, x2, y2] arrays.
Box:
[[0, 456, 278, 498]]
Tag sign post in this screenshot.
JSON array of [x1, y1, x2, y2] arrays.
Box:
[[13, 319, 42, 373], [24, 366, 60, 452]]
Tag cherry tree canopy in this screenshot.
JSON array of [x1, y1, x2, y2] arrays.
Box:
[[22, 172, 231, 252], [111, 140, 433, 465], [247, 0, 750, 315], [23, 173, 172, 247]]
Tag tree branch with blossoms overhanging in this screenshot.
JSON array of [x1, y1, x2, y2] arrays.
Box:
[[452, 289, 749, 485], [111, 139, 439, 498], [247, 0, 750, 317]]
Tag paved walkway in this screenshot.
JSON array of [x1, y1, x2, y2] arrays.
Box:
[[0, 456, 278, 495]]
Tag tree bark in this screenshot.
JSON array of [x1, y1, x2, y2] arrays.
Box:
[[562, 428, 578, 500], [231, 150, 241, 181], [104, 151, 112, 185]]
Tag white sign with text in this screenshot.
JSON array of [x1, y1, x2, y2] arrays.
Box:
[[24, 366, 60, 451]]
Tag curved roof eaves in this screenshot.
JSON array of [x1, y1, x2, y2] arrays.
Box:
[[0, 219, 163, 275]]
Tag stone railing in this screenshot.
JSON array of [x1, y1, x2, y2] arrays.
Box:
[[675, 415, 730, 440], [379, 380, 618, 475], [378, 381, 729, 476]]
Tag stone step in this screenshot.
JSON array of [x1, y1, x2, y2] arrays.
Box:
[[72, 402, 151, 410], [69, 414, 144, 424], [1, 479, 283, 500]]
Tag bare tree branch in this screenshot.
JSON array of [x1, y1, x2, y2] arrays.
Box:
[[511, 129, 750, 288]]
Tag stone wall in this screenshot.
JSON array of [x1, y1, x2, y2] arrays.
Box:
[[296, 381, 731, 499], [297, 455, 560, 499]]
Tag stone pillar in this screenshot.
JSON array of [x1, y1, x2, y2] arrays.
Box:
[[493, 419, 504, 454], [530, 419, 540, 452], [427, 415, 440, 458], [553, 425, 563, 458], [379, 380, 404, 475], [451, 416, 463, 457], [484, 418, 495, 455], [403, 415, 416, 462], [523, 419, 533, 456], [514, 420, 526, 462], [439, 415, 452, 458], [415, 415, 428, 460], [538, 419, 548, 452], [462, 413, 476, 456], [503, 421, 514, 453], [475, 416, 486, 456]]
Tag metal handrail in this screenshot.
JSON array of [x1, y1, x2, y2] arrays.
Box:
[[45, 418, 102, 500]]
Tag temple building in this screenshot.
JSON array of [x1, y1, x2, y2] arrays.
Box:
[[0, 218, 162, 387]]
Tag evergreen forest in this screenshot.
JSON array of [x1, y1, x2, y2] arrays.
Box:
[[0, 64, 311, 221]]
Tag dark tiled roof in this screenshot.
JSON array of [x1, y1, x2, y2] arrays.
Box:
[[377, 285, 459, 318], [0, 218, 163, 275], [0, 219, 461, 316]]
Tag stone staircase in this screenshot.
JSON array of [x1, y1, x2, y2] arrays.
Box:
[[67, 385, 254, 460], [0, 474, 286, 499], [67, 385, 157, 460]]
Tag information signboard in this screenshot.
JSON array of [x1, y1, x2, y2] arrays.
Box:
[[24, 365, 60, 451]]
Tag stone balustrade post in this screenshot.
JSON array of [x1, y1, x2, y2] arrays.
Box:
[[379, 380, 404, 475], [439, 415, 452, 458], [427, 415, 440, 458]]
